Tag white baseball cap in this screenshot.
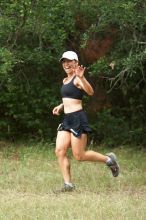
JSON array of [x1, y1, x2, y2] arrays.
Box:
[[59, 51, 78, 62]]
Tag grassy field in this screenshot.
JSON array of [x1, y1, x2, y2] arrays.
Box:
[[0, 141, 146, 220]]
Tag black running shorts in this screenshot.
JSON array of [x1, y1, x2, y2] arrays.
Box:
[[57, 109, 92, 137]]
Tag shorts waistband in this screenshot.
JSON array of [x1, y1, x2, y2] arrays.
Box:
[[65, 109, 83, 115]]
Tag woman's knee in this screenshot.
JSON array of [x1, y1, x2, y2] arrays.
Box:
[[73, 152, 85, 161], [55, 147, 66, 157]]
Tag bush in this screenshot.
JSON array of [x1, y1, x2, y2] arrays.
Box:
[[90, 109, 146, 147]]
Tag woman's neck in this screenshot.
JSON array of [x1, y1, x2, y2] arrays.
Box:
[[67, 73, 75, 78]]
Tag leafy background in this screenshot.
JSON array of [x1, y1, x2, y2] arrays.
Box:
[[0, 0, 146, 146]]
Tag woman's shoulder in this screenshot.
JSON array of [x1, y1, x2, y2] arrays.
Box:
[[63, 75, 76, 84], [73, 76, 83, 89], [63, 77, 67, 84]]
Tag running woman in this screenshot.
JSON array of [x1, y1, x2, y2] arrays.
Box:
[[52, 51, 119, 192]]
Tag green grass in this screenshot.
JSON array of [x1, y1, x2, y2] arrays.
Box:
[[0, 141, 146, 220]]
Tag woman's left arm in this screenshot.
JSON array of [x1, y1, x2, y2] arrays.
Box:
[[75, 65, 94, 96]]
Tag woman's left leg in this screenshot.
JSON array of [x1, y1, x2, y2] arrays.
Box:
[[71, 133, 108, 162], [71, 133, 120, 177]]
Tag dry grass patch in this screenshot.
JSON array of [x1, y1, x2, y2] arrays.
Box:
[[0, 142, 146, 220]]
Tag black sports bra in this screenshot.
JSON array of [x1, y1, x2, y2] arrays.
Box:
[[61, 76, 84, 100]]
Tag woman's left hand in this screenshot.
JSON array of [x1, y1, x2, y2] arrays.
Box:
[[75, 65, 86, 78]]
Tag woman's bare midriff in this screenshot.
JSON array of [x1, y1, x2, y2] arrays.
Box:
[[62, 98, 83, 113]]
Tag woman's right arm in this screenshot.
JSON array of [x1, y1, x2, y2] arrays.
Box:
[[52, 103, 64, 115]]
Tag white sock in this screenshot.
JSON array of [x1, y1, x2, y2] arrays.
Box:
[[65, 182, 73, 187], [106, 157, 112, 164]]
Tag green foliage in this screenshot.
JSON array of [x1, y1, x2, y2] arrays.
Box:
[[0, 0, 75, 139], [0, 0, 146, 145], [90, 0, 146, 85], [91, 109, 146, 147], [90, 109, 128, 147], [0, 48, 16, 76]]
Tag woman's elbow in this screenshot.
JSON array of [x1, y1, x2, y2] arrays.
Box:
[[89, 90, 94, 96]]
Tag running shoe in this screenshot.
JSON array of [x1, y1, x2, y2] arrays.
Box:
[[106, 152, 120, 177], [61, 183, 75, 192]]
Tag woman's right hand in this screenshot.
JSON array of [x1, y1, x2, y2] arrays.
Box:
[[52, 104, 63, 115]]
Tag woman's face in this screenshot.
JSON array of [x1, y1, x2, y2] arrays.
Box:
[[61, 59, 78, 74]]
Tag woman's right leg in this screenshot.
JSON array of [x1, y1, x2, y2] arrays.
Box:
[[55, 131, 71, 184]]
